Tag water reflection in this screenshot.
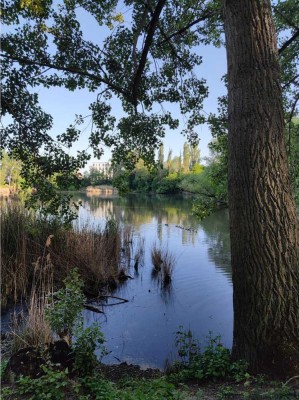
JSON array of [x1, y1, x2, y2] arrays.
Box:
[[76, 194, 230, 276], [74, 193, 233, 368], [76, 193, 201, 238], [200, 209, 231, 279]]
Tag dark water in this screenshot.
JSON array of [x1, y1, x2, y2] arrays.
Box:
[[74, 193, 233, 369]]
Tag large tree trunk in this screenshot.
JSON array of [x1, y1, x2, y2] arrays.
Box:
[[222, 0, 299, 376]]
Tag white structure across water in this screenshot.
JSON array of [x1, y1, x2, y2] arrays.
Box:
[[90, 162, 112, 177]]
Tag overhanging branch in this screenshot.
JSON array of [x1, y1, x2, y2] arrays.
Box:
[[1, 52, 131, 99], [282, 73, 299, 89], [146, 0, 185, 64], [131, 0, 167, 108]]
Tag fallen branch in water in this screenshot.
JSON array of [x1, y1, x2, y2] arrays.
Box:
[[98, 295, 129, 305], [83, 304, 104, 313]]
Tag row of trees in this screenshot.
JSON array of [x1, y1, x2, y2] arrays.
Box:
[[1, 0, 298, 375], [116, 142, 204, 193], [158, 143, 201, 174], [78, 142, 204, 193]]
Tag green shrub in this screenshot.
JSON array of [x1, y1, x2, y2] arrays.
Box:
[[73, 325, 106, 375], [46, 268, 85, 341], [171, 328, 249, 383], [156, 173, 181, 194], [46, 269, 106, 376]]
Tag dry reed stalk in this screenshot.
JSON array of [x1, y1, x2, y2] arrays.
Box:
[[161, 249, 176, 285], [10, 241, 55, 353], [2, 204, 137, 306]]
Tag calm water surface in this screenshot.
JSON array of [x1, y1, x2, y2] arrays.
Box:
[[74, 193, 233, 369]]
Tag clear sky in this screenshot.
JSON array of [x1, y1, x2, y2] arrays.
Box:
[[11, 5, 228, 169]]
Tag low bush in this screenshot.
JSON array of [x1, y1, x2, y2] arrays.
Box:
[[155, 173, 181, 194], [170, 328, 249, 383]]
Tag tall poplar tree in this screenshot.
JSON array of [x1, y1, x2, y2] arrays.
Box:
[[183, 142, 191, 173], [158, 144, 164, 168], [222, 0, 298, 374], [190, 144, 200, 169]]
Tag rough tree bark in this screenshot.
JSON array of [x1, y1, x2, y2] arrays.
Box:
[[222, 0, 299, 376]]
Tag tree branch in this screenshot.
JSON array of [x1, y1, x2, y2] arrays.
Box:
[[1, 52, 131, 99], [132, 7, 149, 71], [1, 96, 60, 147], [146, 0, 185, 64], [282, 73, 299, 89], [278, 28, 299, 55], [131, 0, 167, 108], [158, 10, 217, 46]]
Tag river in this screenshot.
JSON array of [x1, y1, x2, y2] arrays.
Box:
[[73, 192, 233, 370]]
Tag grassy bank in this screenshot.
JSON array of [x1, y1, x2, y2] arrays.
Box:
[[1, 348, 297, 400], [1, 203, 137, 310]]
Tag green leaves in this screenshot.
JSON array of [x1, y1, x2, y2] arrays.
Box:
[[46, 268, 85, 338], [73, 325, 107, 375], [172, 329, 250, 383]]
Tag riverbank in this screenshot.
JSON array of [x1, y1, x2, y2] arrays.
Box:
[[1, 357, 297, 399]]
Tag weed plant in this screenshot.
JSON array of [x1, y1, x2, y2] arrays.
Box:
[[170, 327, 248, 383], [1, 372, 190, 400], [151, 242, 163, 271]]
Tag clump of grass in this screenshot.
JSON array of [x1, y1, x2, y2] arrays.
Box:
[[151, 243, 176, 285], [1, 204, 136, 308]]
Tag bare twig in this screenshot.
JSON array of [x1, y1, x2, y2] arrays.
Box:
[[83, 303, 104, 313]]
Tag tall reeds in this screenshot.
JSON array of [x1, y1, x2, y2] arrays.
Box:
[[10, 239, 55, 353], [1, 203, 137, 309]]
